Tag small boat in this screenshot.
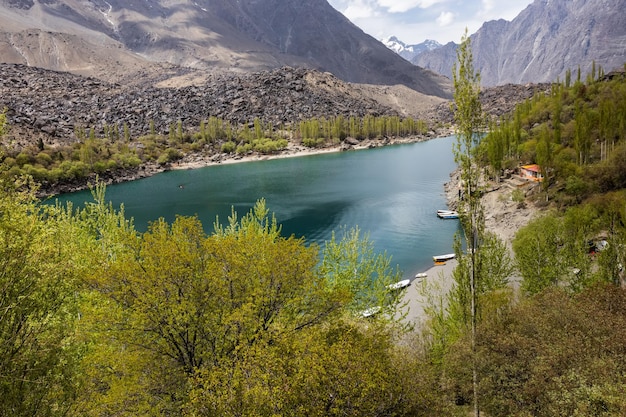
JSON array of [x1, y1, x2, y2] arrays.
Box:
[[387, 279, 411, 290], [360, 306, 381, 318], [437, 209, 459, 219], [433, 253, 456, 263], [414, 272, 427, 278]]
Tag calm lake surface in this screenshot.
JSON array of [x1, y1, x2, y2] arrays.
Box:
[[52, 135, 461, 279]]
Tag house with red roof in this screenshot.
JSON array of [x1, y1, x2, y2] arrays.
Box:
[[520, 164, 543, 182]]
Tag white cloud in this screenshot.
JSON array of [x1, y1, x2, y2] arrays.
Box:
[[436, 11, 455, 26], [342, 0, 378, 20], [328, 0, 534, 44], [376, 0, 446, 13], [481, 0, 495, 13]]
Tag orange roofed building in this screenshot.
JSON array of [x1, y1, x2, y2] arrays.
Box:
[[520, 164, 543, 182]]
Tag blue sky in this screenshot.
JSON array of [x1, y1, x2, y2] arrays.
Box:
[[326, 0, 534, 45]]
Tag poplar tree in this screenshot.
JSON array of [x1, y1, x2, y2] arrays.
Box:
[[0, 108, 7, 137], [452, 29, 486, 417]]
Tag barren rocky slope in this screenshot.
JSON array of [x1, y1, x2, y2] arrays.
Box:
[[0, 0, 452, 97], [0, 64, 397, 147], [0, 63, 551, 153]]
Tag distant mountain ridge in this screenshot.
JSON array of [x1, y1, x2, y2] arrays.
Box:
[[381, 36, 441, 62], [412, 0, 626, 86], [0, 0, 451, 97]]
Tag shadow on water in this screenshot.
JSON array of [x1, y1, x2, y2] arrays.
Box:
[[278, 200, 350, 244]]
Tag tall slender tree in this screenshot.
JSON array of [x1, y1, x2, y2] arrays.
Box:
[[452, 29, 485, 417]]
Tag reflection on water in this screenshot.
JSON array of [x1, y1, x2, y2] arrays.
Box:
[[52, 136, 460, 278]]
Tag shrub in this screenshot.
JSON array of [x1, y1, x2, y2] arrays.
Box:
[[236, 143, 253, 155], [15, 152, 32, 167], [511, 188, 525, 203], [221, 141, 236, 154], [302, 137, 327, 148], [157, 148, 182, 165], [35, 152, 53, 167]]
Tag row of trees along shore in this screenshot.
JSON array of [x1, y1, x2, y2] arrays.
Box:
[[0, 113, 430, 189], [1, 36, 626, 415]]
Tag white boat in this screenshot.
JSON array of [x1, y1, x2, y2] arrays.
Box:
[[437, 209, 459, 219], [360, 306, 381, 318], [414, 272, 427, 278], [433, 253, 456, 263], [387, 279, 411, 290]]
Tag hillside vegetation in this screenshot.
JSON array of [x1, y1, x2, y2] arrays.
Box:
[[480, 65, 626, 292]]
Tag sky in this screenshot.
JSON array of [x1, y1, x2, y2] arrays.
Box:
[[326, 0, 535, 45]]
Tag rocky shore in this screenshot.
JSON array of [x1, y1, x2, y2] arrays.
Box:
[[442, 168, 541, 245]]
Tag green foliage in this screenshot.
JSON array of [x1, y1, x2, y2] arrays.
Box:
[[477, 285, 626, 417], [514, 212, 572, 294], [58, 193, 411, 415], [156, 147, 182, 165], [485, 69, 626, 204], [0, 178, 84, 416], [187, 319, 416, 416], [0, 107, 7, 137], [302, 137, 327, 147], [318, 226, 403, 318], [2, 110, 432, 193], [298, 115, 428, 142], [513, 200, 623, 294], [511, 188, 525, 203], [221, 141, 236, 153]]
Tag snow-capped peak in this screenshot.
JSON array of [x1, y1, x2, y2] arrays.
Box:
[[381, 36, 442, 61]]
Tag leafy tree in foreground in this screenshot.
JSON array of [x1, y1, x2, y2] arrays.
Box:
[[73, 193, 410, 415], [0, 178, 83, 417], [318, 226, 404, 319]]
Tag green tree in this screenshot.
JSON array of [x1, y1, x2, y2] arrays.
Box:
[[0, 107, 8, 138], [0, 179, 83, 417], [536, 124, 554, 193], [187, 318, 415, 416], [317, 226, 403, 319], [81, 199, 333, 412], [513, 213, 567, 294], [451, 29, 486, 416]]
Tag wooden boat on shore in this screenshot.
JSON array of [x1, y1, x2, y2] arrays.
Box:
[[437, 209, 459, 219], [433, 253, 456, 263]]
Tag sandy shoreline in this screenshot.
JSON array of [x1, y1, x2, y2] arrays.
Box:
[[398, 169, 540, 326], [169, 134, 445, 171], [398, 258, 458, 328]]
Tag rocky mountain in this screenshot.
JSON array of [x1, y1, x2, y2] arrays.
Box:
[[0, 0, 451, 97], [381, 36, 441, 62], [414, 0, 626, 86], [1, 62, 457, 151], [0, 63, 393, 143]]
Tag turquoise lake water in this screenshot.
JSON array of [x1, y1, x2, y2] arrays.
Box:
[[52, 135, 461, 279]]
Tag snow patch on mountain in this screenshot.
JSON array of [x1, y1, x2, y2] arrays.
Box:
[[381, 36, 442, 61]]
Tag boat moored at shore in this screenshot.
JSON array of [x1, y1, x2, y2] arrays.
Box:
[[432, 253, 456, 263], [437, 209, 459, 219], [387, 279, 411, 290]]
